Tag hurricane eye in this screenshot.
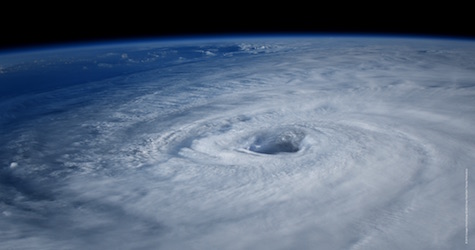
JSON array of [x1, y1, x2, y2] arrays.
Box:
[[248, 129, 305, 154]]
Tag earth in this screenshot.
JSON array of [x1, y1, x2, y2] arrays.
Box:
[[1, 35, 474, 249]]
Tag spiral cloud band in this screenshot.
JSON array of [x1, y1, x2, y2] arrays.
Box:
[[1, 37, 475, 249]]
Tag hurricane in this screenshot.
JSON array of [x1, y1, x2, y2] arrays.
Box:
[[1, 36, 474, 249]]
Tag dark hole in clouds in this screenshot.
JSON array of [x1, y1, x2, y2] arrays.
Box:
[[249, 129, 305, 155]]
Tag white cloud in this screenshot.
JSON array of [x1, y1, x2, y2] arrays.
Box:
[[1, 37, 475, 249]]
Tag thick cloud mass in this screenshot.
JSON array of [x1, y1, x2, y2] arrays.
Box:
[[1, 37, 475, 249]]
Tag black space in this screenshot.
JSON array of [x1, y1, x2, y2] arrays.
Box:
[[1, 7, 474, 51]]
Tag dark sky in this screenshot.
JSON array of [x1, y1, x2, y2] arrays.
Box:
[[1, 7, 473, 51]]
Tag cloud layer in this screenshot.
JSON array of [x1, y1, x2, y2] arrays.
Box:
[[1, 37, 475, 249]]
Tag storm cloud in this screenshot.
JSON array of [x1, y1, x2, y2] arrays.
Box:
[[1, 37, 474, 249]]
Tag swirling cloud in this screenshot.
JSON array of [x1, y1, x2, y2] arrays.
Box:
[[1, 37, 474, 249]]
